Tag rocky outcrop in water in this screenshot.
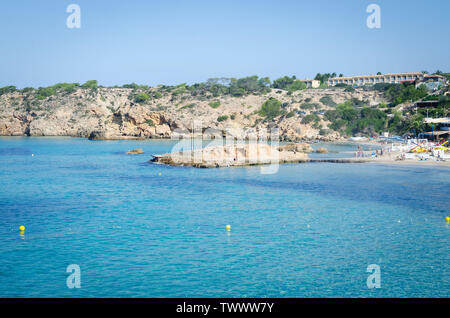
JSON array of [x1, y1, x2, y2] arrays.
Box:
[[315, 147, 329, 153], [278, 142, 313, 153], [151, 143, 309, 168], [127, 148, 144, 155]]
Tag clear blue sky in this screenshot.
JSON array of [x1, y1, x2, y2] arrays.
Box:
[[1, 0, 449, 88]]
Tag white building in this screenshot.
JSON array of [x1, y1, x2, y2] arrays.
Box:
[[328, 72, 425, 87], [300, 79, 320, 88]]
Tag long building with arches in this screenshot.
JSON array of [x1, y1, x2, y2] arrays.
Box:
[[327, 72, 426, 87]]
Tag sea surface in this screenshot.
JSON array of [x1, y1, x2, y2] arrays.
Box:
[[0, 137, 449, 298]]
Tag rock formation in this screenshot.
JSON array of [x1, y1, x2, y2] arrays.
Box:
[[126, 148, 144, 155], [151, 143, 309, 168], [315, 147, 329, 153], [0, 87, 387, 141], [278, 142, 314, 153]]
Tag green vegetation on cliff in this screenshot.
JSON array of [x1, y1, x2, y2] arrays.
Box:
[[208, 100, 221, 108], [325, 101, 387, 136], [1, 72, 448, 139], [373, 82, 428, 106], [217, 115, 228, 122], [81, 80, 98, 90], [319, 96, 337, 107], [272, 76, 306, 92], [259, 98, 282, 120]]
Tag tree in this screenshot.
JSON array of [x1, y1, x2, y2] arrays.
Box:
[[272, 76, 295, 89], [406, 113, 425, 131], [0, 86, 17, 96], [217, 115, 228, 122], [122, 83, 139, 89], [320, 96, 337, 107], [287, 80, 306, 92], [52, 83, 79, 94], [36, 86, 56, 99], [301, 114, 320, 124], [134, 93, 150, 103], [314, 73, 336, 84], [81, 80, 98, 90], [259, 98, 282, 120]]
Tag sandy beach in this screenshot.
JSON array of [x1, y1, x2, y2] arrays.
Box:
[[308, 157, 450, 167]]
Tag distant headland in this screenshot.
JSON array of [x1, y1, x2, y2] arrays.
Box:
[[0, 72, 448, 142]]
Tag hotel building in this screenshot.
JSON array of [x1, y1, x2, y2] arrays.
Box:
[[327, 72, 425, 87]]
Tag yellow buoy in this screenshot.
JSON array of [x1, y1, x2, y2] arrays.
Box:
[[158, 172, 162, 176], [19, 225, 25, 231], [225, 225, 231, 231], [446, 217, 450, 223]]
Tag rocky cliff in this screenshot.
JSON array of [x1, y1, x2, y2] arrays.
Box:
[[0, 86, 387, 141]]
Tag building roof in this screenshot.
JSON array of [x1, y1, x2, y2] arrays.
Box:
[[424, 74, 446, 79], [329, 72, 423, 81], [423, 131, 450, 136], [424, 117, 450, 124], [414, 101, 439, 108]]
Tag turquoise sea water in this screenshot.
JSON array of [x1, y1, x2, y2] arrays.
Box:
[[0, 137, 449, 298]]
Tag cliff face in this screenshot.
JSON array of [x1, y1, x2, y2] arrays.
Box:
[[0, 87, 386, 141]]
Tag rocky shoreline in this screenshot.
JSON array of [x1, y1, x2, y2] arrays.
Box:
[[150, 140, 450, 168], [0, 86, 386, 142]]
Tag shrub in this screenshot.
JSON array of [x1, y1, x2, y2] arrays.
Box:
[[52, 83, 79, 94], [300, 103, 320, 110], [325, 101, 388, 136], [344, 86, 355, 92], [259, 98, 282, 120], [21, 87, 34, 93], [81, 80, 98, 90], [209, 100, 221, 108], [319, 96, 337, 107], [349, 98, 366, 108], [122, 83, 138, 89], [134, 93, 150, 103], [36, 87, 56, 99], [0, 86, 16, 96], [301, 114, 320, 124], [374, 82, 428, 106], [272, 76, 295, 89], [217, 115, 228, 122], [286, 80, 307, 92], [180, 103, 196, 109], [229, 76, 271, 96], [286, 111, 296, 118]]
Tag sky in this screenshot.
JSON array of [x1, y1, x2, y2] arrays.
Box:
[[0, 0, 449, 88]]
